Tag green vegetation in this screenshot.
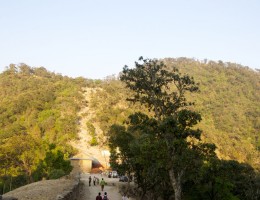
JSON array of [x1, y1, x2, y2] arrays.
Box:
[[90, 58, 259, 168], [39, 144, 72, 179], [86, 121, 98, 146], [108, 57, 260, 199], [163, 58, 260, 166], [109, 57, 209, 199], [0, 57, 259, 198], [0, 64, 87, 193]]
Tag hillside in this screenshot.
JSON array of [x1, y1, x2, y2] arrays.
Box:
[[165, 58, 259, 165], [0, 64, 88, 193], [69, 87, 110, 169], [89, 58, 260, 168], [0, 59, 259, 195]]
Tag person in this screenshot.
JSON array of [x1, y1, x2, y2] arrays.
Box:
[[122, 193, 128, 200], [89, 176, 92, 186], [122, 193, 130, 200], [96, 192, 102, 200], [93, 176, 96, 186], [103, 192, 109, 200], [100, 178, 106, 191]]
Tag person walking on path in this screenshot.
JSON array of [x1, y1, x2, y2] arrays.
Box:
[[93, 176, 96, 186], [100, 178, 106, 191], [122, 193, 129, 200], [95, 192, 102, 200], [103, 192, 109, 200], [89, 176, 92, 186]]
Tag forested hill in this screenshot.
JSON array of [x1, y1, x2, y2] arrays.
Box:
[[0, 64, 88, 190], [0, 59, 259, 193], [89, 58, 260, 168], [164, 58, 260, 165], [0, 64, 87, 144]]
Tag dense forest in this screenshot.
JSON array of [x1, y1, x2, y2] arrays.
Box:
[[0, 64, 88, 192], [99, 58, 259, 199], [0, 58, 259, 199], [90, 58, 259, 167]]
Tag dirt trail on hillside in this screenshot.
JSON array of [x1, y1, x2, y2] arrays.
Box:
[[70, 87, 110, 168]]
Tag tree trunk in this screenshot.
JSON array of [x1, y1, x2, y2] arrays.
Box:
[[25, 169, 34, 183], [169, 169, 183, 200], [9, 176, 12, 191]]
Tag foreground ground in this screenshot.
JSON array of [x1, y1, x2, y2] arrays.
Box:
[[3, 173, 135, 200]]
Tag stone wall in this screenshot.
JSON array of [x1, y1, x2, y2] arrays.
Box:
[[1, 196, 18, 200], [56, 175, 82, 200]]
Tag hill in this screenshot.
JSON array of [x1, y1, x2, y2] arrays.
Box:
[[0, 64, 88, 193], [0, 58, 259, 194], [89, 58, 260, 167], [164, 58, 259, 165]]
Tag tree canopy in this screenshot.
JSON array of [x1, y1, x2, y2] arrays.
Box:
[[0, 64, 88, 193], [90, 58, 259, 168], [107, 57, 260, 200]]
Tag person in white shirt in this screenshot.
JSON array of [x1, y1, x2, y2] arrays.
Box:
[[122, 193, 129, 200]]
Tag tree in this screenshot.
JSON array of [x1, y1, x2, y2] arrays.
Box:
[[120, 57, 199, 119], [39, 144, 72, 179], [0, 133, 42, 184], [109, 57, 215, 199], [0, 64, 86, 190]]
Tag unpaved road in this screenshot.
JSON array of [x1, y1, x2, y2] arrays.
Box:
[[79, 173, 129, 200]]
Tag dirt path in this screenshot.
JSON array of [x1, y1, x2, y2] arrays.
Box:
[[70, 87, 110, 169], [79, 173, 124, 200]]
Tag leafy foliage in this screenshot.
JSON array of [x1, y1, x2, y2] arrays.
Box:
[[107, 57, 259, 199], [108, 57, 214, 199], [0, 64, 86, 193], [39, 144, 72, 179], [86, 121, 98, 146], [0, 58, 259, 197], [90, 58, 260, 167]]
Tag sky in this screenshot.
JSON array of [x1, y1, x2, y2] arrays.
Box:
[[0, 0, 259, 79]]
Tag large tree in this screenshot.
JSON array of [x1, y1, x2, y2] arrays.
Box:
[[109, 57, 215, 199]]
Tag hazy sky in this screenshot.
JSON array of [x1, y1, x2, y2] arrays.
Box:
[[0, 0, 259, 79]]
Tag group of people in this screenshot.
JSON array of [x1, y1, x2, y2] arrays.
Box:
[[95, 191, 109, 200], [88, 176, 109, 199], [89, 176, 106, 191], [89, 175, 131, 200], [88, 176, 101, 186], [96, 192, 130, 200]]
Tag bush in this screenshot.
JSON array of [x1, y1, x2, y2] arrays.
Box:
[[49, 169, 66, 179]]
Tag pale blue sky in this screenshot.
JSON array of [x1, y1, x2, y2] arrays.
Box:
[[0, 0, 259, 79]]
